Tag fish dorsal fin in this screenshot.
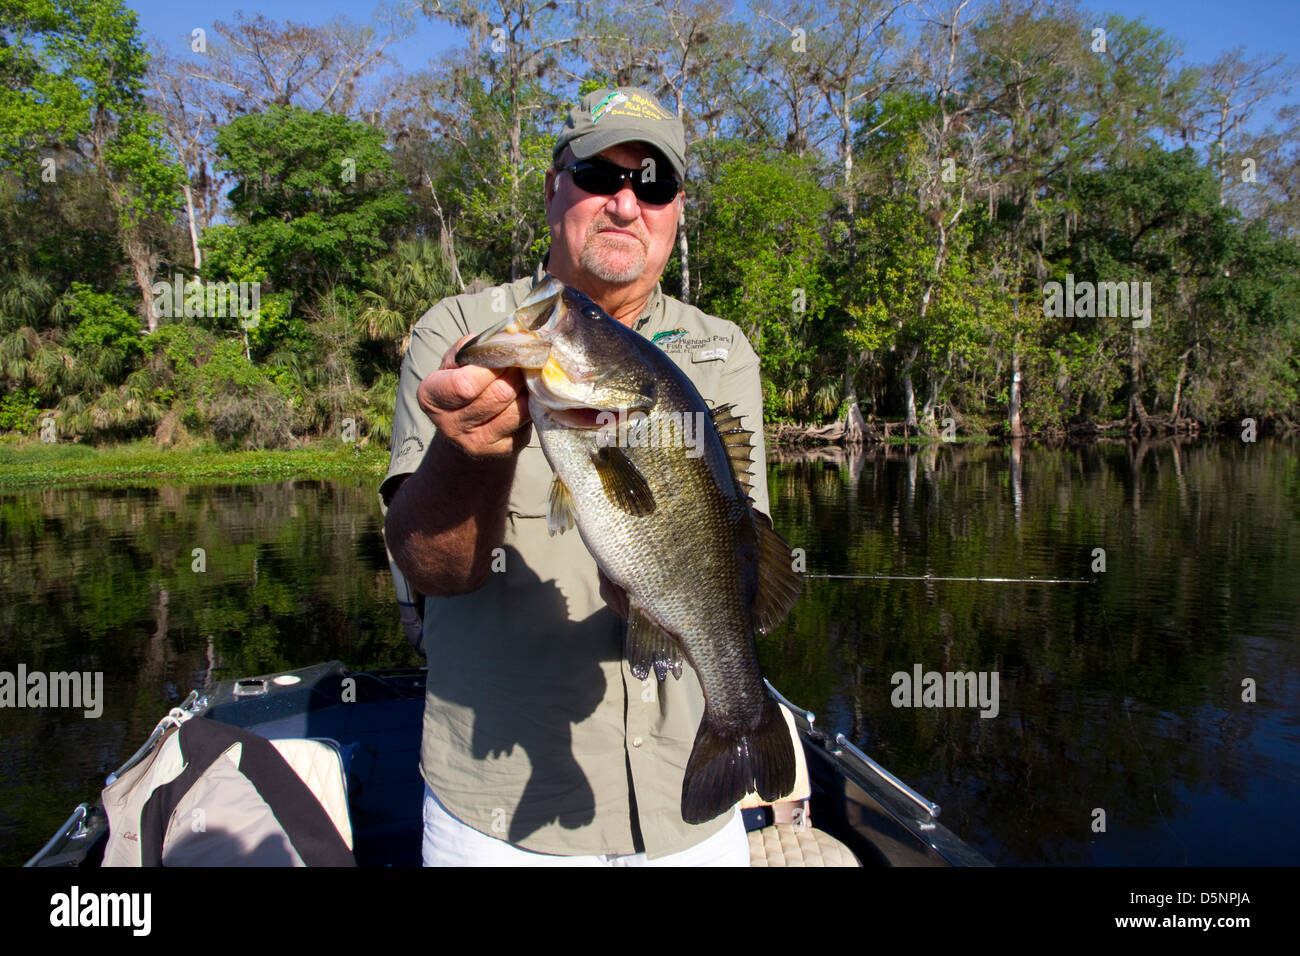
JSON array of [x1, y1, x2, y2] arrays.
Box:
[[547, 475, 577, 535], [710, 403, 755, 493], [752, 509, 802, 634], [626, 603, 684, 682]]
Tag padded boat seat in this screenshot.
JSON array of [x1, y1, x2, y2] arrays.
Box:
[[740, 705, 860, 867], [269, 738, 353, 851], [748, 824, 862, 867]]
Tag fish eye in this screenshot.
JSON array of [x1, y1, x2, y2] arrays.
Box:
[[583, 306, 603, 321]]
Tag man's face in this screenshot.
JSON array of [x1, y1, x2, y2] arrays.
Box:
[[544, 142, 681, 300]]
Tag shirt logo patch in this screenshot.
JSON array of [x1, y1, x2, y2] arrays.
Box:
[[651, 328, 687, 347], [657, 332, 729, 356]]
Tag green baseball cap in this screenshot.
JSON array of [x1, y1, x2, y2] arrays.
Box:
[[553, 86, 686, 180]]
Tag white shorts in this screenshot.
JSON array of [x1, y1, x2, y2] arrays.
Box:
[[421, 782, 750, 867]]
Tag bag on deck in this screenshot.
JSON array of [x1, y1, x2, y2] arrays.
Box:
[[101, 716, 355, 867]]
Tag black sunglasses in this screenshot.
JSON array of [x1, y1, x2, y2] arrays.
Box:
[[557, 158, 681, 205]]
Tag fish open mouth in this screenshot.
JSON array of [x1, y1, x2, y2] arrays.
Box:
[[543, 407, 610, 429], [457, 274, 658, 420], [455, 277, 566, 368]]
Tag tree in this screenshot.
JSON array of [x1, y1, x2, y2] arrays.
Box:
[[183, 9, 416, 119], [0, 0, 185, 329], [419, 0, 582, 280], [1184, 48, 1297, 206], [692, 144, 835, 419], [209, 106, 412, 295]]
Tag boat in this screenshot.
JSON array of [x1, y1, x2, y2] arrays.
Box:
[[25, 660, 992, 867]]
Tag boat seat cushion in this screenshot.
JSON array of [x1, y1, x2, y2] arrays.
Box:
[[747, 824, 861, 867], [270, 738, 353, 851]]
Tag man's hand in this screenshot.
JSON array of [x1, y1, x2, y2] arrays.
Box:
[[418, 335, 532, 459]]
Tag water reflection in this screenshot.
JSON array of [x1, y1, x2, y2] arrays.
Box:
[[0, 477, 412, 863], [2, 439, 1298, 865], [763, 437, 1300, 865]]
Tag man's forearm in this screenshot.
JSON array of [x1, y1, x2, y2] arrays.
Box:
[[384, 432, 518, 596]]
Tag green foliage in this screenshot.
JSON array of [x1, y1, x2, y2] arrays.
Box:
[[193, 340, 295, 449], [63, 284, 141, 362], [358, 238, 457, 354], [693, 144, 836, 419], [420, 74, 557, 281], [0, 437, 386, 487], [103, 110, 185, 229], [0, 385, 39, 432], [211, 106, 412, 293]]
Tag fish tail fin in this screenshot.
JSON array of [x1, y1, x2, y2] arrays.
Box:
[[681, 697, 797, 825]]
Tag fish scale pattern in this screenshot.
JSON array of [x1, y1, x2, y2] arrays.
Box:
[[539, 362, 766, 723]]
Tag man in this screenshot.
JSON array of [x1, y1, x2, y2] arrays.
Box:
[[381, 87, 772, 866]]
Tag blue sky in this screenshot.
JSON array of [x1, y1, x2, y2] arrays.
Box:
[[130, 1, 457, 75], [126, 0, 1299, 130]]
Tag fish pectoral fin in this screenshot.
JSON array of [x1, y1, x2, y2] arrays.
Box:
[[752, 508, 803, 634], [589, 446, 656, 517], [547, 475, 578, 535], [626, 604, 684, 682]]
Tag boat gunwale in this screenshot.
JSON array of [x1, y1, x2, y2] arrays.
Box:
[[26, 661, 991, 868]]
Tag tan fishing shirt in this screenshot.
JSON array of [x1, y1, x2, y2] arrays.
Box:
[[379, 263, 770, 859]]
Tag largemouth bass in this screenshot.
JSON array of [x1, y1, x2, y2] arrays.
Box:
[[457, 275, 801, 825]]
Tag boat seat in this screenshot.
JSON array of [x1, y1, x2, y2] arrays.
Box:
[[741, 706, 860, 867], [748, 824, 862, 867], [269, 737, 353, 851]]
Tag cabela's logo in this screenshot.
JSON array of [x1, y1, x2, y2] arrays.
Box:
[[651, 327, 687, 347]]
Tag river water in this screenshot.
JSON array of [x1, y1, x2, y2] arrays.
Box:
[[1, 438, 1297, 865]]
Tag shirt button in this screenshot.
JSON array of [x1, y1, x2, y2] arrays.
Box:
[[632, 736, 644, 748]]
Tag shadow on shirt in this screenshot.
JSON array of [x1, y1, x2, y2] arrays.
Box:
[[424, 546, 620, 845]]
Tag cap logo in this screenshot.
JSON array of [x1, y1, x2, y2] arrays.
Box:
[[591, 92, 628, 124], [591, 90, 673, 124]]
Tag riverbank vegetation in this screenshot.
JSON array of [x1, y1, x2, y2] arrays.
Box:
[[0, 438, 387, 488], [2, 0, 1297, 449]]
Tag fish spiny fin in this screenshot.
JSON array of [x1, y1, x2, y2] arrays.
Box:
[[547, 475, 577, 535], [752, 508, 802, 634], [626, 603, 685, 682], [589, 446, 656, 517], [710, 403, 755, 492]]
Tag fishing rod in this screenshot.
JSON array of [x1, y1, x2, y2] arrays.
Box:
[[806, 573, 1096, 584]]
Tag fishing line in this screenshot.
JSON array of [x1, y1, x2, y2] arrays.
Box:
[[806, 573, 1096, 584]]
